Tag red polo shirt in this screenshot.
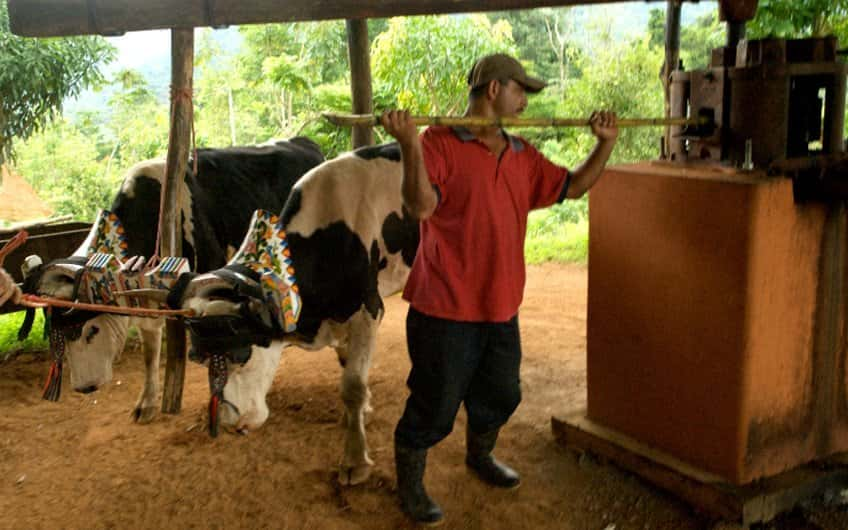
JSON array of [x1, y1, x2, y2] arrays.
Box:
[[402, 125, 571, 322]]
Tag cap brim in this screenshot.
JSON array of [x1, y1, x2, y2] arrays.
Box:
[[517, 76, 547, 94]]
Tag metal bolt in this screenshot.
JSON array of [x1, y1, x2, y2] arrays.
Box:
[[742, 138, 754, 170]]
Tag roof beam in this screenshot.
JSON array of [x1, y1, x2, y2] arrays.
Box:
[[9, 0, 703, 38]]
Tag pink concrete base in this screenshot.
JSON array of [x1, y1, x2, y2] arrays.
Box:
[[587, 162, 848, 485]]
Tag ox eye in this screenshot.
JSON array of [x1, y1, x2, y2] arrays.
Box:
[[85, 326, 100, 343]]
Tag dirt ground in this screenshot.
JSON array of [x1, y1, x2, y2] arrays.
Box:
[[1, 263, 847, 529]]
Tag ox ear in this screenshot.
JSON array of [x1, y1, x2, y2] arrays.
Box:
[[73, 210, 130, 261]]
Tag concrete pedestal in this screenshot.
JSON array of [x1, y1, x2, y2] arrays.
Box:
[[585, 162, 848, 485]]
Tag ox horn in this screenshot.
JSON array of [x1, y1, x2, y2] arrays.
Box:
[[115, 288, 170, 304], [21, 254, 43, 278]]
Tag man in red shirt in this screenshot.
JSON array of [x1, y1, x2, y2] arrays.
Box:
[[382, 53, 618, 525]]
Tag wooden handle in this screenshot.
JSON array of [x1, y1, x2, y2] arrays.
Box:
[[322, 112, 703, 129]]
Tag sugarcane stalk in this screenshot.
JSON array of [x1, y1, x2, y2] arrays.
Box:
[[322, 112, 705, 129]]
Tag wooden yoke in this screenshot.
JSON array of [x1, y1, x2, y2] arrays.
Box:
[[161, 28, 194, 415]]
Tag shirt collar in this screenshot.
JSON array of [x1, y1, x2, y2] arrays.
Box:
[[450, 126, 525, 152]]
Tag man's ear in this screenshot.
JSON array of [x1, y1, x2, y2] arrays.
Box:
[[486, 79, 501, 101]]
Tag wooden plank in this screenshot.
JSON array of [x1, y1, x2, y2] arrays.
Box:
[[552, 410, 848, 526], [160, 28, 193, 415], [346, 19, 374, 149], [8, 0, 702, 37]]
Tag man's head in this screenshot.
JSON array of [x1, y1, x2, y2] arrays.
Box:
[[468, 54, 546, 95], [467, 54, 545, 117]]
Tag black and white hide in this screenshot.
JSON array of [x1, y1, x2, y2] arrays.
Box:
[[172, 143, 419, 485], [23, 139, 324, 422]]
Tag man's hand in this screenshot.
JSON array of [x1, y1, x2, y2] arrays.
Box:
[[0, 268, 22, 306], [380, 110, 419, 147], [589, 110, 618, 142]]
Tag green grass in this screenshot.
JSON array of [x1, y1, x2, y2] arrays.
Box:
[[525, 212, 589, 265], [0, 310, 48, 361]]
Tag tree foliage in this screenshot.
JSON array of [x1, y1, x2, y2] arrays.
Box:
[[487, 8, 582, 91], [647, 8, 724, 71], [372, 15, 517, 115], [748, 0, 848, 39], [0, 0, 115, 164]]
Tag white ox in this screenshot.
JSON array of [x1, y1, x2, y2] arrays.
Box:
[[167, 143, 419, 484]]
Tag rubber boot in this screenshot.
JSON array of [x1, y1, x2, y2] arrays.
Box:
[[465, 428, 521, 489], [395, 442, 444, 526]]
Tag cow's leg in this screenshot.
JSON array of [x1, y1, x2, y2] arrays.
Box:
[[131, 317, 164, 423], [337, 306, 379, 486]]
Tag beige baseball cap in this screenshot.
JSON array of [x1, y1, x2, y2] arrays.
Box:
[[467, 53, 547, 93]]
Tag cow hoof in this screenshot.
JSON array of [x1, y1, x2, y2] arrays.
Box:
[[131, 406, 157, 424], [338, 462, 372, 486]]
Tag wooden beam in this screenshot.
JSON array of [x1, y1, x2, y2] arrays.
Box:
[[160, 28, 193, 415], [8, 0, 702, 37], [346, 19, 374, 149]]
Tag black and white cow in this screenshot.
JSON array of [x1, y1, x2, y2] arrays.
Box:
[[169, 143, 419, 485], [23, 139, 324, 422]]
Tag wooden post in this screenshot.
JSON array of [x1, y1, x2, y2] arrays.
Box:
[[161, 28, 193, 414], [346, 19, 374, 148], [662, 0, 682, 159], [726, 20, 746, 49]]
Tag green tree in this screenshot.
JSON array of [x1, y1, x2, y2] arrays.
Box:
[[647, 8, 665, 49], [15, 118, 117, 220], [647, 8, 724, 71], [748, 0, 848, 39], [487, 8, 582, 92], [555, 35, 664, 167], [679, 12, 724, 70], [105, 68, 169, 165], [0, 0, 115, 165], [371, 15, 517, 115]]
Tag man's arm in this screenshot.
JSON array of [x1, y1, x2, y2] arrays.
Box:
[[567, 110, 618, 199], [380, 110, 439, 220]]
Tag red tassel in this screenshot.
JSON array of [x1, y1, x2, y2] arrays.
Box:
[[42, 362, 55, 397], [42, 362, 61, 401], [209, 395, 220, 437]]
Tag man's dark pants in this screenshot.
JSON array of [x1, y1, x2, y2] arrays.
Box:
[[395, 306, 522, 449]]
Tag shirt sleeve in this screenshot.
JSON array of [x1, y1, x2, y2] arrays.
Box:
[[526, 140, 570, 210], [420, 128, 448, 203]]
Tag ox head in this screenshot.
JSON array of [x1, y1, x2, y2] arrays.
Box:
[[21, 211, 133, 398], [23, 211, 190, 400], [167, 209, 299, 435]]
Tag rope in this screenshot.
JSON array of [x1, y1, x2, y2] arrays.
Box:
[[0, 229, 28, 265], [20, 294, 194, 318]]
